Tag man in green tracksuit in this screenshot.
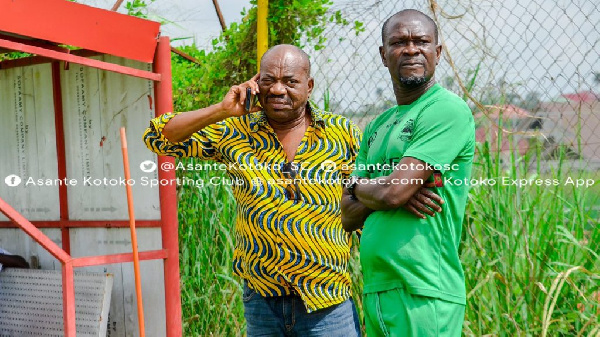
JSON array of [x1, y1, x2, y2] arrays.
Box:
[[341, 9, 475, 337]]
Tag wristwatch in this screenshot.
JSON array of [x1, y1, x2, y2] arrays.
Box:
[[345, 176, 360, 200]]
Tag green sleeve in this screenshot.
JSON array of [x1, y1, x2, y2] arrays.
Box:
[[341, 119, 363, 178], [351, 122, 371, 178]]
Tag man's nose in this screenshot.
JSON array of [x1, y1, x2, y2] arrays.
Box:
[[270, 81, 286, 95], [402, 42, 420, 55]]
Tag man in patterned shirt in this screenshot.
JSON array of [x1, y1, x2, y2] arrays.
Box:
[[143, 44, 362, 336]]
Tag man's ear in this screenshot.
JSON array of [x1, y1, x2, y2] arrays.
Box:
[[435, 44, 442, 64], [307, 77, 314, 97], [379, 46, 388, 67]]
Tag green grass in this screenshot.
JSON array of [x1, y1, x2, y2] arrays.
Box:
[[462, 139, 599, 336], [176, 134, 599, 336], [176, 158, 243, 336]]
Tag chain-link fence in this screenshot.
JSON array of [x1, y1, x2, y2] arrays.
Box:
[[312, 0, 600, 170], [309, 0, 600, 335]]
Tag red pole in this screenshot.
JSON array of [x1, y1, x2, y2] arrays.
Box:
[[120, 127, 146, 337], [62, 261, 76, 337], [154, 36, 183, 337], [52, 61, 71, 255], [0, 197, 70, 262], [53, 63, 74, 335]]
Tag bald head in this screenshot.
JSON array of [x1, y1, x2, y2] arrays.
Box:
[[260, 44, 311, 77], [382, 9, 438, 45]]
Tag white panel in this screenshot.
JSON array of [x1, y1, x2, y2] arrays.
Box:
[[0, 269, 113, 337], [0, 228, 62, 270], [61, 56, 160, 221], [70, 228, 166, 337], [1, 57, 166, 337], [0, 64, 60, 221]]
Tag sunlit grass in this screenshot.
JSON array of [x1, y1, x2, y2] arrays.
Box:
[[462, 138, 599, 336]]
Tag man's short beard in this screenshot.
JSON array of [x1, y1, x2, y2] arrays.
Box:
[[398, 75, 427, 87]]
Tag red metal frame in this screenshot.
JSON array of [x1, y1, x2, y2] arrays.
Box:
[[62, 261, 76, 335], [0, 199, 71, 262], [0, 0, 160, 63], [0, 32, 71, 52], [155, 36, 183, 337], [0, 48, 103, 70], [0, 38, 161, 81], [0, 6, 182, 337], [0, 197, 78, 335], [52, 61, 70, 254], [72, 250, 168, 268], [0, 220, 163, 228]]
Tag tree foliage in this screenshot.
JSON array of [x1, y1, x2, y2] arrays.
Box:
[[125, 0, 156, 18], [172, 0, 354, 112]]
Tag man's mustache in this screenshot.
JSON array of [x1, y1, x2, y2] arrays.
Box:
[[265, 96, 290, 104]]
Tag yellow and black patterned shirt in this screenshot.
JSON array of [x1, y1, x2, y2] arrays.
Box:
[[143, 104, 362, 312]]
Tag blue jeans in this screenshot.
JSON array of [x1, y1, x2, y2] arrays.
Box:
[[243, 282, 362, 337]]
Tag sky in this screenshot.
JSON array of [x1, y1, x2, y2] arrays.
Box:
[[79, 0, 256, 48], [78, 0, 599, 112], [79, 0, 357, 48]]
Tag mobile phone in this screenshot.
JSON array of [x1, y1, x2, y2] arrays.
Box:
[[245, 87, 258, 112]]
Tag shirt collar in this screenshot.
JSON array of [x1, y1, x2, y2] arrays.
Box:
[[249, 102, 327, 132]]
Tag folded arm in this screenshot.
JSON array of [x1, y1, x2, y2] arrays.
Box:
[[341, 157, 444, 232], [354, 156, 434, 210]]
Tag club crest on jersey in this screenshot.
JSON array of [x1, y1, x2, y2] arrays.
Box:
[[368, 131, 379, 147], [398, 118, 415, 141]]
